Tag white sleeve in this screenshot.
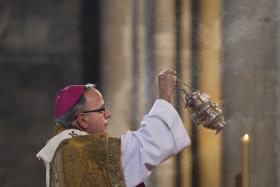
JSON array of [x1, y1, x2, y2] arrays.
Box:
[[121, 99, 191, 187]]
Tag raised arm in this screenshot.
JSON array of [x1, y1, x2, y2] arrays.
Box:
[[121, 70, 191, 186]]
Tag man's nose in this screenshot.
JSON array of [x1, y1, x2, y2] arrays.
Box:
[[105, 110, 112, 119]]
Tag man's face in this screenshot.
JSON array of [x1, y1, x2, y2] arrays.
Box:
[[78, 88, 112, 134]]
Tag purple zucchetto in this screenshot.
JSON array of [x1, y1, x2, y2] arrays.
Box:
[[54, 85, 85, 118]]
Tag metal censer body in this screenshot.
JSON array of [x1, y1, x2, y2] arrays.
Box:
[[176, 78, 226, 134]]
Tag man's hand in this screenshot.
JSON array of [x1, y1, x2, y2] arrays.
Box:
[[158, 70, 177, 103]]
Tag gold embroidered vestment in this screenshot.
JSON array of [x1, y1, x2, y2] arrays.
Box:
[[49, 126, 125, 187]]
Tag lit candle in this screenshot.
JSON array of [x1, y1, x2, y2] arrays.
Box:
[[241, 134, 250, 187]]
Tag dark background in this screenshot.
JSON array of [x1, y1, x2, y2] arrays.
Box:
[[0, 1, 101, 186]]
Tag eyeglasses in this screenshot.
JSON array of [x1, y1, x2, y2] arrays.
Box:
[[74, 106, 107, 120], [82, 107, 106, 114]]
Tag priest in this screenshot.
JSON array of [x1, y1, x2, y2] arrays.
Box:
[[37, 70, 191, 187]]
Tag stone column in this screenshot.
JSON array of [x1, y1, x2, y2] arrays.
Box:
[[276, 0, 280, 185], [100, 0, 131, 137], [199, 0, 222, 186], [181, 0, 192, 186]]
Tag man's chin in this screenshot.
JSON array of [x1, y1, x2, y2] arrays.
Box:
[[104, 124, 109, 134]]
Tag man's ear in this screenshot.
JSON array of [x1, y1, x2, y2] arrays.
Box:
[[76, 113, 88, 129]]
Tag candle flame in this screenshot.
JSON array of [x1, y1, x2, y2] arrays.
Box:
[[242, 133, 250, 143]]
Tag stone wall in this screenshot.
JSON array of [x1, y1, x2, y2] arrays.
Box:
[[222, 0, 280, 186], [0, 1, 82, 186]]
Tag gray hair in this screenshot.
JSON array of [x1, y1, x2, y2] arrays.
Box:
[[54, 83, 96, 126]]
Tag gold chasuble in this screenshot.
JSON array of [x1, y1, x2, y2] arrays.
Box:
[[49, 125, 126, 187]]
